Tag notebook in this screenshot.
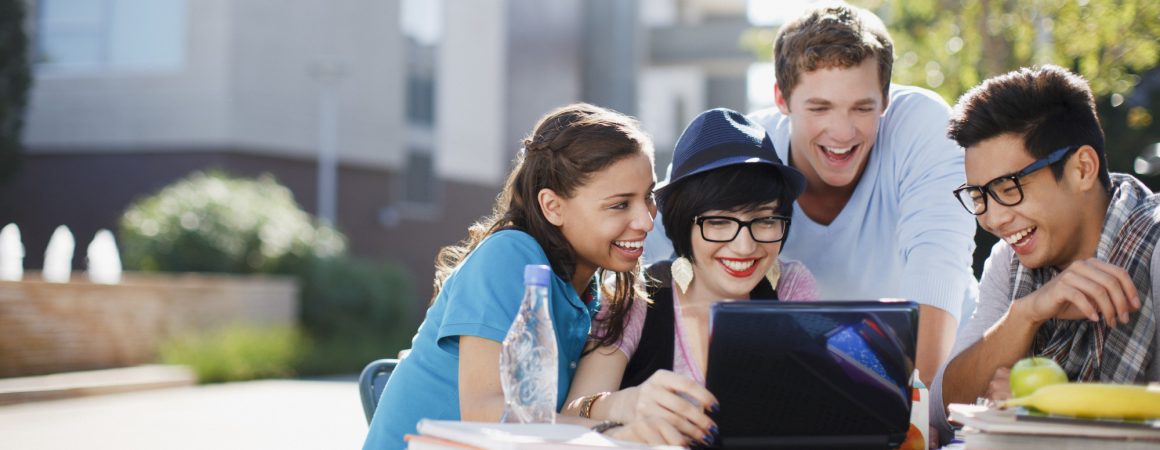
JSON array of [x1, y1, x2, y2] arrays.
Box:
[[411, 420, 686, 449], [948, 403, 1160, 443], [701, 300, 919, 449]]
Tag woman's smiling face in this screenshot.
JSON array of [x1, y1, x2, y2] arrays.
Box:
[[688, 202, 783, 301], [553, 152, 657, 281]]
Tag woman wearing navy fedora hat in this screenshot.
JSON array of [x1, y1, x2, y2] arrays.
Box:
[[562, 108, 818, 446]]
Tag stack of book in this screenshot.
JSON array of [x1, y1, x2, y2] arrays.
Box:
[[948, 403, 1160, 449], [404, 420, 683, 450]]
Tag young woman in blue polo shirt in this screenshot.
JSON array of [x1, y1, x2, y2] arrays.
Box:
[[363, 103, 678, 449]]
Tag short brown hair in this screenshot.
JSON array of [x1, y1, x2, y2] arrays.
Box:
[[774, 2, 894, 103]]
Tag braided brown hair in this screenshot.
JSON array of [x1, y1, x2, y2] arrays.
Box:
[[431, 103, 653, 349]]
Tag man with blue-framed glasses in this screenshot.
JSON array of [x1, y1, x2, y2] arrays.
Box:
[[931, 65, 1160, 446], [952, 145, 1079, 215]]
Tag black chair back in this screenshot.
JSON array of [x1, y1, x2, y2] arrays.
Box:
[[358, 358, 399, 424]]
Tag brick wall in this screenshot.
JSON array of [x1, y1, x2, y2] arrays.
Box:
[[0, 272, 297, 377]]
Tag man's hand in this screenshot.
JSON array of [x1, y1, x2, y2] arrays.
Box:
[[983, 366, 1012, 404], [1018, 258, 1140, 327], [607, 370, 716, 443], [939, 261, 1135, 411]]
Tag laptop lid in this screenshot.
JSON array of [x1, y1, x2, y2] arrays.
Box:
[[703, 300, 919, 449]]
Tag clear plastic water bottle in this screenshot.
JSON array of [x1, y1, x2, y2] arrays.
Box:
[[499, 264, 559, 424]]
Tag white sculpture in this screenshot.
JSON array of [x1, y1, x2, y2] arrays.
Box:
[[43, 225, 75, 283], [0, 223, 24, 281], [86, 229, 123, 284]]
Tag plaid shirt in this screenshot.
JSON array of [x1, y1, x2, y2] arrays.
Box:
[[1011, 173, 1159, 382]]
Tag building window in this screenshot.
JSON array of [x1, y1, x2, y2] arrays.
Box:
[[402, 0, 439, 128], [406, 75, 436, 126], [401, 150, 436, 205], [36, 0, 186, 73], [398, 0, 441, 212]]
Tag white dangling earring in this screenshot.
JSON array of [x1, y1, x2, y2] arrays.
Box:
[[671, 257, 694, 294], [765, 259, 781, 289]]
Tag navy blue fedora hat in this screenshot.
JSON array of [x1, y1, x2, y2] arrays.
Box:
[[656, 108, 805, 199]]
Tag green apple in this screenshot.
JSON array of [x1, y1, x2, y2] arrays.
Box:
[[1010, 356, 1068, 398]]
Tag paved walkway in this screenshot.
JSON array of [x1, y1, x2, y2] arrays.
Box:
[[0, 378, 368, 449]]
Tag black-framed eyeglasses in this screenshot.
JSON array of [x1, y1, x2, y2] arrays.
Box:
[[693, 215, 791, 243], [952, 145, 1080, 216]]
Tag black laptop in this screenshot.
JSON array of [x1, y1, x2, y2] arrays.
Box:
[[701, 300, 919, 449]]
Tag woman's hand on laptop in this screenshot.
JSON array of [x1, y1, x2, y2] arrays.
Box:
[[608, 370, 718, 445]]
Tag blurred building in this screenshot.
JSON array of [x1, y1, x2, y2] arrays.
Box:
[[4, 0, 757, 305], [638, 0, 754, 175]]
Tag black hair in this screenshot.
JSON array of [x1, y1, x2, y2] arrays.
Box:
[[658, 164, 795, 262], [947, 65, 1110, 189]]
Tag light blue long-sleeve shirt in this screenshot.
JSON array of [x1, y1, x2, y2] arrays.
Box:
[[647, 85, 978, 322]]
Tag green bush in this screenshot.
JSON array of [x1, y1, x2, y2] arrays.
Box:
[[295, 257, 416, 375], [298, 257, 411, 338], [120, 170, 417, 376], [119, 170, 345, 274], [158, 325, 305, 383]]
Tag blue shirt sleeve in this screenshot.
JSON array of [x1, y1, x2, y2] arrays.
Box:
[[886, 89, 978, 320], [436, 230, 551, 350]]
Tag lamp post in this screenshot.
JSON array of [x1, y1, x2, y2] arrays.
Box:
[[311, 60, 346, 225]]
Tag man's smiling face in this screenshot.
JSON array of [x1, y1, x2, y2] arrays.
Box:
[[776, 58, 886, 191]]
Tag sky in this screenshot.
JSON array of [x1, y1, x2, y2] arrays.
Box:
[[746, 0, 816, 109], [747, 0, 816, 26]]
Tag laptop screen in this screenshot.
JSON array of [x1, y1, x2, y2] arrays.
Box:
[[703, 300, 918, 449]]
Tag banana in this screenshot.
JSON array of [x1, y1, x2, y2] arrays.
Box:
[[1003, 383, 1160, 419]]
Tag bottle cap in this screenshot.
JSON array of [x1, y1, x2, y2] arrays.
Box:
[[524, 264, 551, 286]]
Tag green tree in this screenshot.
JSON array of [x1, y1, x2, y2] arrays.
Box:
[[870, 0, 1160, 104], [871, 0, 1160, 182], [0, 0, 32, 184], [743, 1, 1160, 103]]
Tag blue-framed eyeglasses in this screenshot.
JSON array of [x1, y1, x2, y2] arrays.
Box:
[[952, 145, 1080, 215]]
